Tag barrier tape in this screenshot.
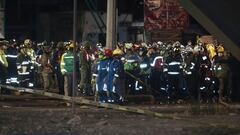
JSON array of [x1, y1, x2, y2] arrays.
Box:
[[0, 84, 237, 129]]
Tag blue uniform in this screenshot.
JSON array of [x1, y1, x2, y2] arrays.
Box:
[[94, 58, 111, 102], [107, 58, 124, 102]]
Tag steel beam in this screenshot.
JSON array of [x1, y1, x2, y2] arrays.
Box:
[[179, 0, 240, 61]]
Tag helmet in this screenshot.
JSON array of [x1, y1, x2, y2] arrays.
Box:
[[217, 45, 224, 53], [68, 43, 74, 48], [9, 39, 17, 46], [157, 41, 163, 46], [104, 48, 112, 57], [24, 39, 32, 45], [113, 48, 123, 55], [81, 41, 91, 50], [125, 43, 133, 49], [141, 42, 148, 48], [19, 44, 27, 49], [133, 43, 140, 50]]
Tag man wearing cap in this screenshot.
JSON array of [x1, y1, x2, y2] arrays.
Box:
[[0, 41, 9, 94], [79, 41, 92, 96]]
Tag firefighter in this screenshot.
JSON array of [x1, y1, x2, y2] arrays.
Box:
[[183, 50, 197, 101], [214, 45, 232, 102], [0, 40, 9, 94], [39, 44, 52, 91], [124, 43, 141, 95], [79, 41, 92, 96], [165, 46, 183, 103], [148, 44, 165, 99], [93, 49, 111, 102], [195, 45, 213, 102], [107, 47, 125, 103], [16, 44, 34, 88], [60, 42, 74, 97], [138, 47, 150, 94], [6, 39, 18, 86], [24, 39, 36, 87]]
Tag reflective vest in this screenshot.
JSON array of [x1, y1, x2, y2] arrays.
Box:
[[60, 52, 74, 73]]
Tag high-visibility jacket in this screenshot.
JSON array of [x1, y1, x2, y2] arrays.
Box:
[[206, 44, 216, 60], [60, 51, 74, 74]]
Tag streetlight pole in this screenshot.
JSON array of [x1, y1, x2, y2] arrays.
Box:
[[72, 0, 77, 114], [106, 0, 117, 50]]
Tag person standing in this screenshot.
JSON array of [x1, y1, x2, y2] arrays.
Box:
[[39, 44, 52, 91], [214, 45, 232, 102], [79, 41, 92, 96], [6, 39, 18, 86], [60, 43, 74, 97], [52, 42, 65, 95]]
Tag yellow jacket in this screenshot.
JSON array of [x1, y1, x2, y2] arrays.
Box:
[[0, 49, 8, 67], [206, 44, 216, 60]]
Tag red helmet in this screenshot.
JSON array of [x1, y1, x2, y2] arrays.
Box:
[[104, 48, 112, 57]]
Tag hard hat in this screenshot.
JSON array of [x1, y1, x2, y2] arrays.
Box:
[[125, 43, 133, 49], [20, 44, 27, 49], [9, 39, 17, 46], [81, 41, 91, 50], [104, 48, 112, 57], [133, 43, 140, 50], [24, 39, 32, 45], [217, 45, 224, 53], [157, 41, 163, 46], [68, 43, 74, 48], [141, 42, 148, 48], [113, 48, 123, 55]]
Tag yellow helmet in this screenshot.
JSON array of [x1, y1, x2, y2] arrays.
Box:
[[24, 39, 32, 45], [113, 48, 123, 55], [68, 43, 74, 48], [217, 45, 224, 53]]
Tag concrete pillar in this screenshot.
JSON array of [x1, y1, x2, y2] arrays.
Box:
[[106, 0, 116, 50]]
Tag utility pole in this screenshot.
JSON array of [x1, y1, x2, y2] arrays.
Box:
[[72, 0, 77, 114], [106, 0, 117, 50]]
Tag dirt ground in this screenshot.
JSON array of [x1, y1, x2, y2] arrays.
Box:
[[1, 95, 240, 135]]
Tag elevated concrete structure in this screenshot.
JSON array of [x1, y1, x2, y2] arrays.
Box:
[[179, 0, 240, 61]]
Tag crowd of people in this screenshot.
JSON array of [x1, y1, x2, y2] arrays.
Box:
[[0, 38, 234, 104]]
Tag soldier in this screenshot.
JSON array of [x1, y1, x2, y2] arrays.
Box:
[[214, 45, 232, 102], [0, 40, 9, 94], [39, 44, 52, 91], [6, 39, 18, 86], [79, 41, 92, 96], [61, 42, 74, 97]]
